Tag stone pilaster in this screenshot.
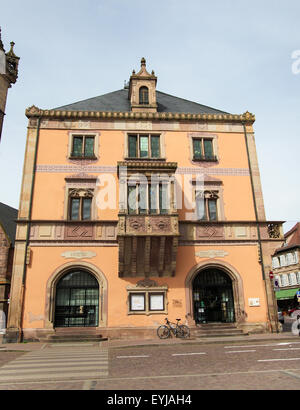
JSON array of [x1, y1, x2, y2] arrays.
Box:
[[6, 124, 39, 342], [246, 129, 266, 221]]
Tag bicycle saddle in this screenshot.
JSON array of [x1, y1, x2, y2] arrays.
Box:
[[176, 318, 181, 321]]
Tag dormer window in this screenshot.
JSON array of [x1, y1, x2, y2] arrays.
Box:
[[128, 58, 157, 112], [139, 86, 149, 105]]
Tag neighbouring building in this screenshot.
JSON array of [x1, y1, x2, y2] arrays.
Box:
[[0, 202, 18, 337], [6, 58, 284, 342], [0, 28, 19, 141], [272, 222, 300, 311]]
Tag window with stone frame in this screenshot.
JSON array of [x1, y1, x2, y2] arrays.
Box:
[[127, 181, 170, 215], [70, 135, 96, 158], [68, 188, 93, 221], [127, 286, 168, 315], [192, 137, 216, 161], [195, 190, 219, 221], [128, 134, 160, 159], [139, 86, 149, 105]]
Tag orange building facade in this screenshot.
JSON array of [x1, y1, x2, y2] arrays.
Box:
[[6, 59, 284, 342]]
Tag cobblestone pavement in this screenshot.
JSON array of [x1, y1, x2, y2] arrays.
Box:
[[0, 333, 299, 391]]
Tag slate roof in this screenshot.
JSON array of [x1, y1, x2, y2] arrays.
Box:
[[0, 202, 18, 246], [54, 89, 229, 115], [274, 222, 300, 255]]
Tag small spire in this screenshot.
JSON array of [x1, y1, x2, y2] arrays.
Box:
[[6, 41, 17, 57], [141, 57, 146, 67], [0, 27, 4, 51]]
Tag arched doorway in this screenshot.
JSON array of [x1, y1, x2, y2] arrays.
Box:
[[192, 268, 235, 323], [54, 270, 99, 328]]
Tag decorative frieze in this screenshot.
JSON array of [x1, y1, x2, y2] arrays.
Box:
[[118, 215, 179, 236], [180, 221, 284, 243], [25, 105, 255, 125], [28, 221, 117, 243]]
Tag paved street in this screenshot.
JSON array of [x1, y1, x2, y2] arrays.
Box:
[[0, 343, 108, 389], [0, 335, 300, 391]]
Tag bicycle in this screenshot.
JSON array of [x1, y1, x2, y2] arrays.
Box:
[[157, 318, 190, 339]]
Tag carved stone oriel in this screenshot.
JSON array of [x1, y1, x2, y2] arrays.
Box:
[[151, 217, 171, 233], [127, 217, 146, 233]]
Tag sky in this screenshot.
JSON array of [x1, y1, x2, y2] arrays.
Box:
[[0, 0, 299, 233]]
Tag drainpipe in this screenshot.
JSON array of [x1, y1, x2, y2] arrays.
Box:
[[18, 117, 41, 342], [242, 122, 276, 333]]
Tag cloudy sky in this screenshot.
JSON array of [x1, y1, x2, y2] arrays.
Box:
[[0, 0, 299, 232]]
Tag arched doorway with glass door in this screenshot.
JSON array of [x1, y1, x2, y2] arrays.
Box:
[[192, 267, 235, 324], [54, 269, 99, 328]]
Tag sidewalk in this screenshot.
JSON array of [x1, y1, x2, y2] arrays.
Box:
[[1, 331, 300, 352]]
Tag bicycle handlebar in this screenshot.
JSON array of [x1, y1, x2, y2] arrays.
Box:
[[165, 318, 181, 323]]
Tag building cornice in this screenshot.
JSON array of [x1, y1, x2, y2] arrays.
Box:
[[25, 105, 255, 124]]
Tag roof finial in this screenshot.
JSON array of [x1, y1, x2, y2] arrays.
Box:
[[141, 57, 146, 67], [7, 41, 17, 57]]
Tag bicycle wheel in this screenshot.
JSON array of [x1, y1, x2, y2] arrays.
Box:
[[157, 325, 170, 339], [177, 325, 190, 338]]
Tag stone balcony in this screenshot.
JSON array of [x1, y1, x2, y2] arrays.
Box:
[[117, 214, 180, 278]]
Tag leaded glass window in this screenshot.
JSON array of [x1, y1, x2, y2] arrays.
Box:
[[193, 138, 216, 161], [196, 191, 218, 221], [139, 86, 149, 104], [193, 139, 202, 159], [140, 135, 149, 157], [71, 135, 95, 158], [151, 135, 160, 158], [204, 139, 213, 159], [69, 189, 93, 220], [128, 135, 137, 158], [127, 134, 161, 158]]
